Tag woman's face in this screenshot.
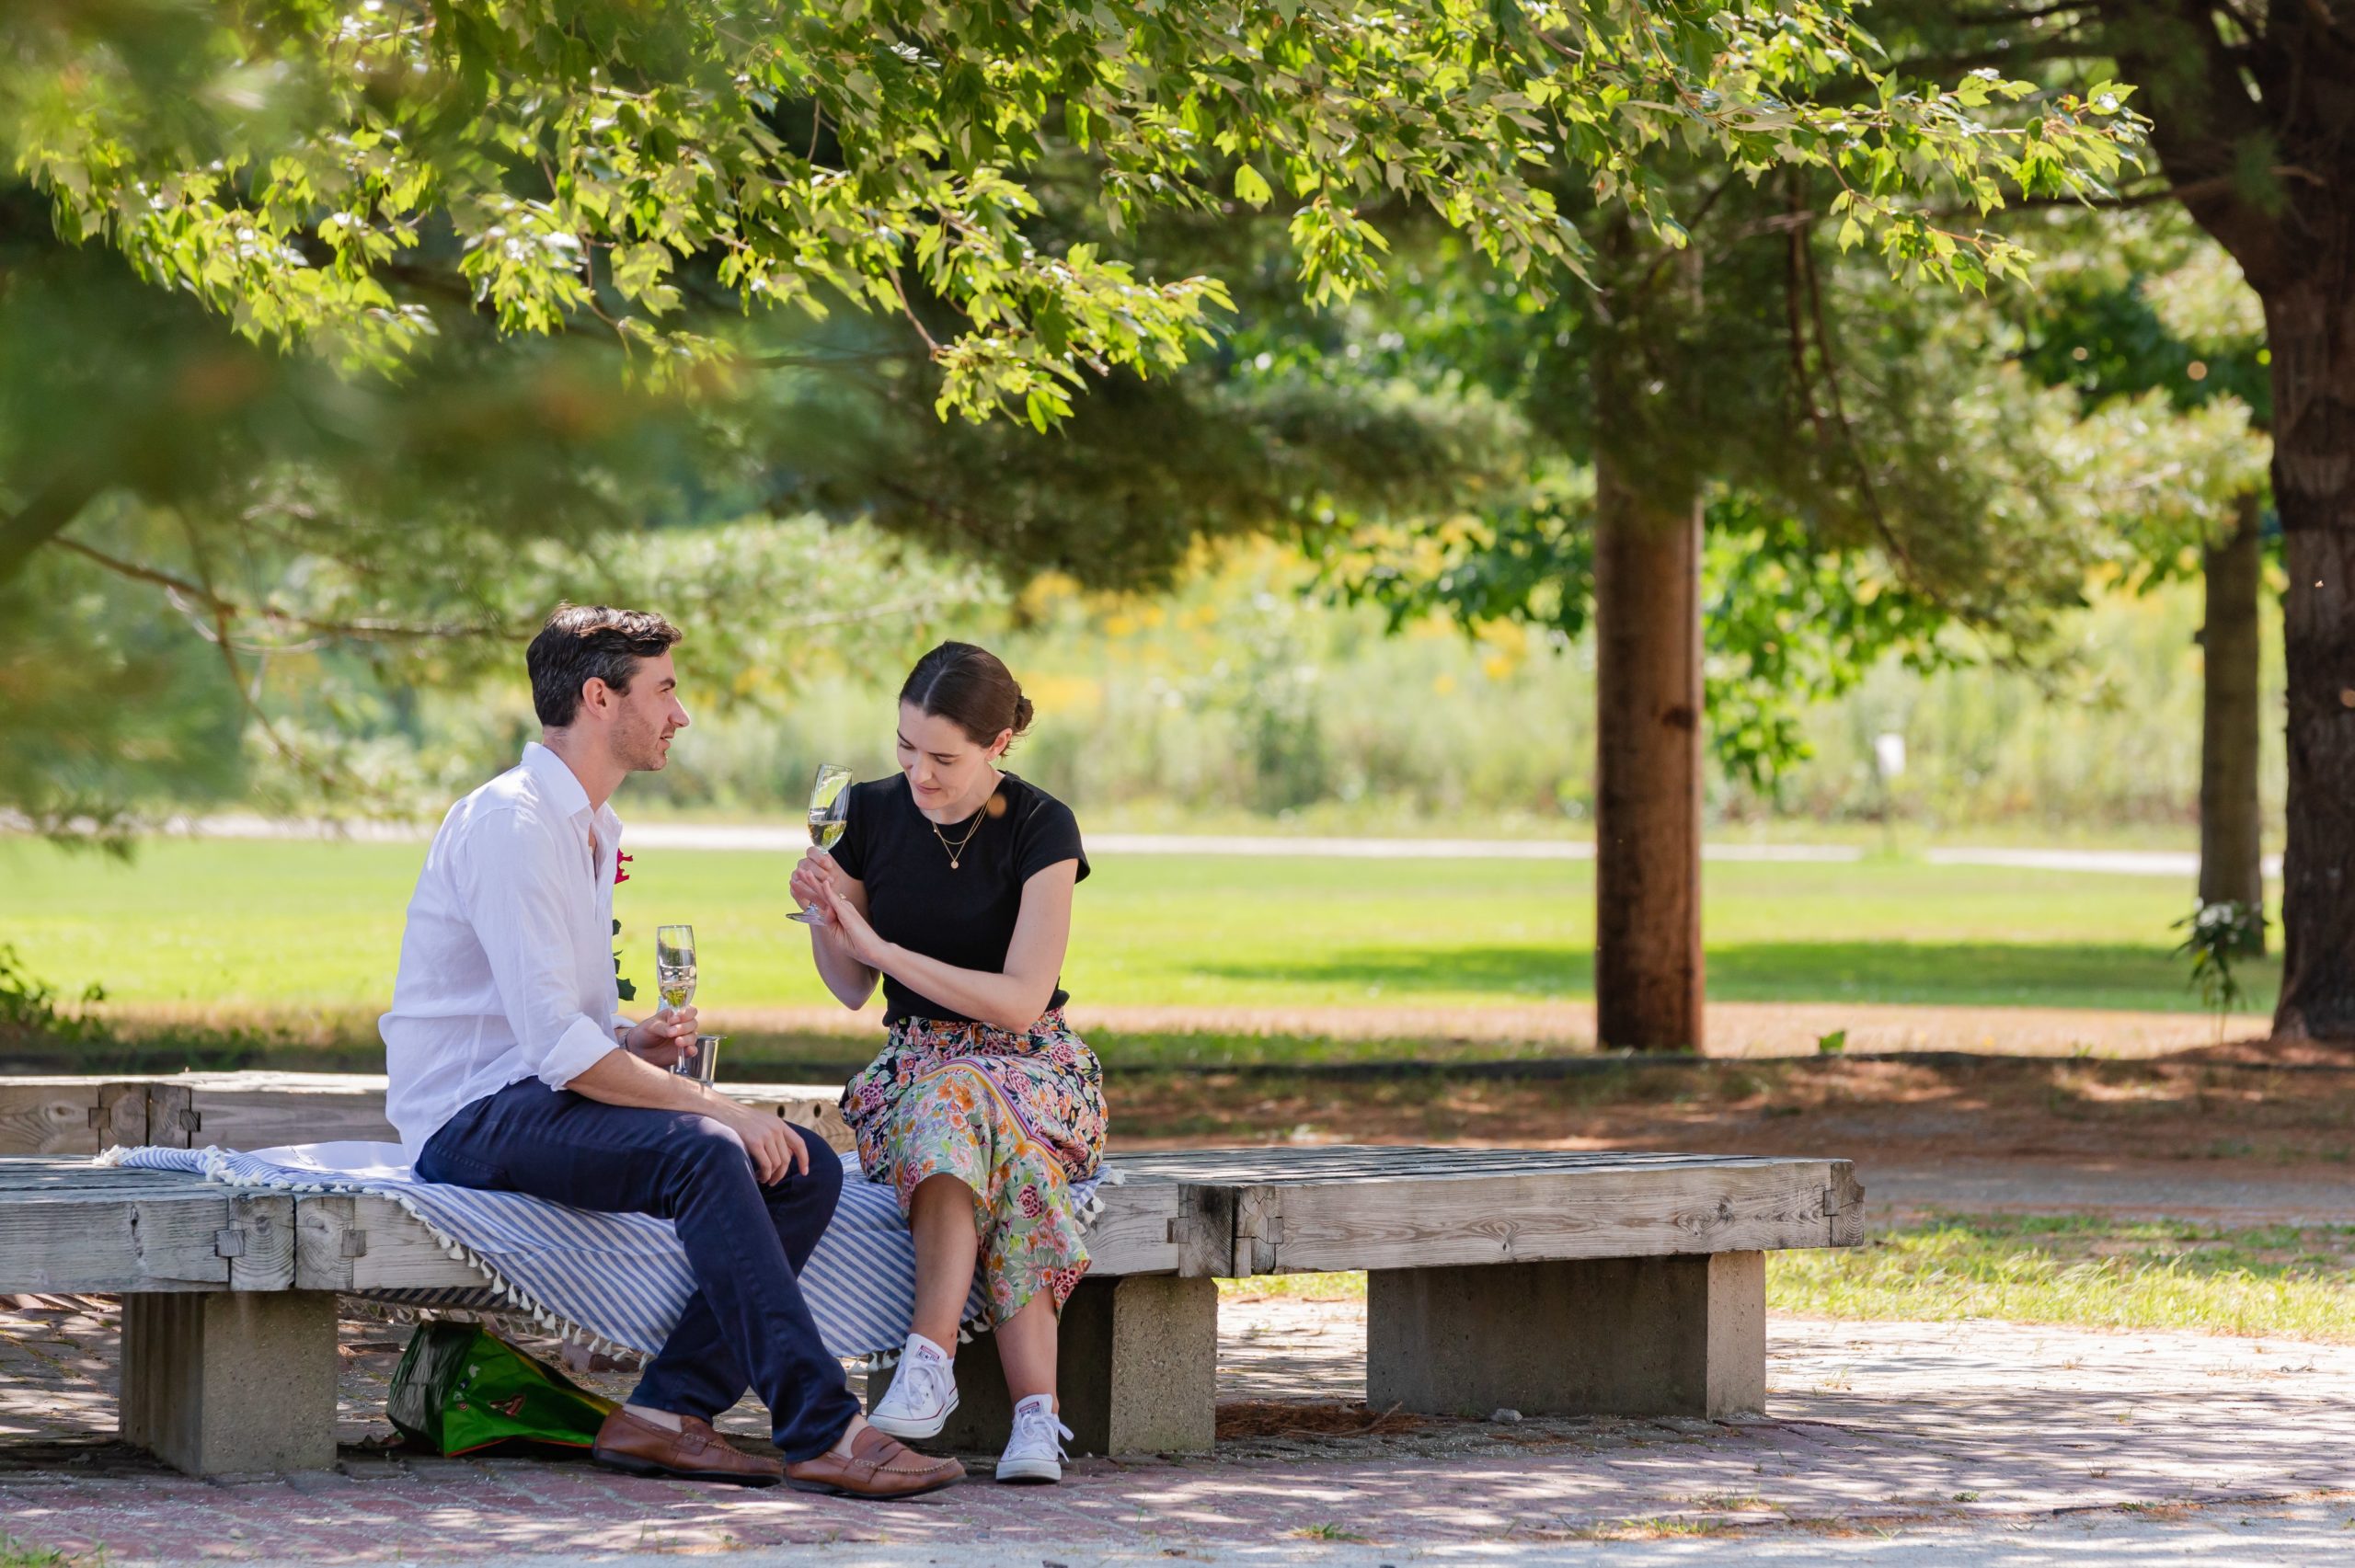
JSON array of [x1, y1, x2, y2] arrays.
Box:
[[897, 701, 1008, 814]]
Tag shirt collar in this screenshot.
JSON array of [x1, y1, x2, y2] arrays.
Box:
[[520, 741, 623, 843]]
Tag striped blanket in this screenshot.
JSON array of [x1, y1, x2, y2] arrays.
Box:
[[103, 1141, 1108, 1363]]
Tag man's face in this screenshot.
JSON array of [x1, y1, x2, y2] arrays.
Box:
[[606, 651, 689, 773]]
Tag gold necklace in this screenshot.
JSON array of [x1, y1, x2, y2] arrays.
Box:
[[930, 802, 988, 870]]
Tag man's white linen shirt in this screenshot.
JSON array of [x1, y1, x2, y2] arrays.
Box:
[[381, 742, 634, 1157]]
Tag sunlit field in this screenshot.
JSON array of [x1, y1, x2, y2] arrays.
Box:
[[3, 836, 2275, 1019]]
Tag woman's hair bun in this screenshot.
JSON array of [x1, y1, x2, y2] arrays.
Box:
[[901, 641, 1035, 750]]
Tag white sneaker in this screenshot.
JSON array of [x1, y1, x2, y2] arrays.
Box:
[[867, 1333, 959, 1440], [994, 1395, 1072, 1484]]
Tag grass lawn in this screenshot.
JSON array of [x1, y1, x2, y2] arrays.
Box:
[[0, 1540, 73, 1568], [1770, 1215, 2355, 1338], [1228, 1217, 2355, 1343], [0, 836, 2270, 1019]]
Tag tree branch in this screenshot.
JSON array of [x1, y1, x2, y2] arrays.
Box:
[[890, 269, 945, 357], [1950, 0, 2097, 25], [1792, 226, 1917, 582], [1923, 167, 2321, 219], [172, 512, 347, 793], [0, 473, 104, 585], [1886, 31, 2107, 79], [51, 536, 498, 642]]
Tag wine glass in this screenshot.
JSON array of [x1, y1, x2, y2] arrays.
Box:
[[653, 924, 696, 1020], [789, 762, 855, 925]]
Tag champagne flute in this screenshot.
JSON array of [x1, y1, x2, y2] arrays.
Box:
[[653, 924, 696, 1020], [789, 762, 855, 925]]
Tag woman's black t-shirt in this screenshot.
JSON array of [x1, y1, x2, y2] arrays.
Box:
[[829, 772, 1088, 1026]]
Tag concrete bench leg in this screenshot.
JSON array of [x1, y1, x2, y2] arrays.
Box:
[[867, 1274, 1217, 1457], [121, 1291, 340, 1473], [1367, 1252, 1765, 1419]]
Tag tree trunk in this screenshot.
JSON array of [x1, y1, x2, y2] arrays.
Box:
[[2197, 490, 2267, 951], [1591, 453, 1705, 1052], [2264, 276, 2355, 1043]]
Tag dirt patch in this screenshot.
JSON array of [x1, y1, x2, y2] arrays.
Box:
[[1076, 1002, 2269, 1059], [2169, 1035, 2355, 1069], [1109, 1054, 2355, 1187], [1215, 1400, 1424, 1441]]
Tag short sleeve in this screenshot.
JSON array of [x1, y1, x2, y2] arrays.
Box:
[[1015, 792, 1088, 887], [830, 782, 872, 881]]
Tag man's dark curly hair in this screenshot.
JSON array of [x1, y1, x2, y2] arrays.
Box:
[[526, 604, 683, 727]]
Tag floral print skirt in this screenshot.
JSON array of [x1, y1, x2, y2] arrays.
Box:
[[840, 1008, 1107, 1325]]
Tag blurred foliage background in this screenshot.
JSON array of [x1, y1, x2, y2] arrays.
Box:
[[62, 523, 2278, 841]]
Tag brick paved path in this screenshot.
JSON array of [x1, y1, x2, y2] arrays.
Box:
[[6, 1293, 2354, 1562]]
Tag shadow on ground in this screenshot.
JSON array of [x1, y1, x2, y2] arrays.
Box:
[[6, 1299, 2355, 1562], [1189, 942, 2280, 1013]]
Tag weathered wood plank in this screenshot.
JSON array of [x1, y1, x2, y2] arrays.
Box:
[[0, 1191, 236, 1291], [0, 1139, 1862, 1303], [1167, 1185, 1238, 1279], [94, 1081, 150, 1150], [1108, 1146, 1806, 1183], [1078, 1176, 1184, 1276], [0, 1080, 102, 1157], [293, 1193, 488, 1292], [183, 1080, 394, 1150], [0, 1162, 209, 1194], [1249, 1160, 1849, 1273], [12, 1073, 856, 1156], [223, 1194, 297, 1291], [146, 1083, 201, 1150], [1826, 1161, 1867, 1248]]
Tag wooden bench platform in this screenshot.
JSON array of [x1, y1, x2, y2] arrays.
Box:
[[0, 1071, 853, 1159], [1, 1133, 1860, 1474]]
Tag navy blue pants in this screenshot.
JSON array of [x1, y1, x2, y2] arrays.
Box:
[[417, 1080, 861, 1461]]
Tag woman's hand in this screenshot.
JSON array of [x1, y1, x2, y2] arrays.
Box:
[[823, 884, 893, 969], [625, 1006, 698, 1069], [790, 849, 852, 922]]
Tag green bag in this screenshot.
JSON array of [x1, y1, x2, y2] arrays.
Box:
[[385, 1322, 618, 1457]]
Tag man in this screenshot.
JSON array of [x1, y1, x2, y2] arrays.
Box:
[[381, 604, 961, 1498]]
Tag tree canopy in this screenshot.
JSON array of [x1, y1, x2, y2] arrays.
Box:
[[6, 0, 2143, 434], [0, 0, 2148, 839]]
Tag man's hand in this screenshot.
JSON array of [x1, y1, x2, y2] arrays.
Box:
[[625, 1005, 698, 1069], [718, 1102, 810, 1185], [565, 1045, 811, 1185]]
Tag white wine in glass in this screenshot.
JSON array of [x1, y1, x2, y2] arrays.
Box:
[[653, 924, 696, 1016], [790, 762, 855, 924]]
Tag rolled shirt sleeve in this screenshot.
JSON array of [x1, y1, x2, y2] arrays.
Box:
[[457, 806, 623, 1092]]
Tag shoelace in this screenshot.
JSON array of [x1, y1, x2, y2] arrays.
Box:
[[1010, 1405, 1074, 1460], [895, 1355, 955, 1410]]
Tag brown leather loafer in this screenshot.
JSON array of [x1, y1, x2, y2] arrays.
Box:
[[786, 1424, 965, 1499], [592, 1408, 783, 1487]]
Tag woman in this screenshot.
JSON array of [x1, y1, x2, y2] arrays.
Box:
[[790, 641, 1101, 1485]]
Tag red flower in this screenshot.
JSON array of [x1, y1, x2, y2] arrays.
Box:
[[615, 852, 633, 886], [1018, 1185, 1045, 1219]]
